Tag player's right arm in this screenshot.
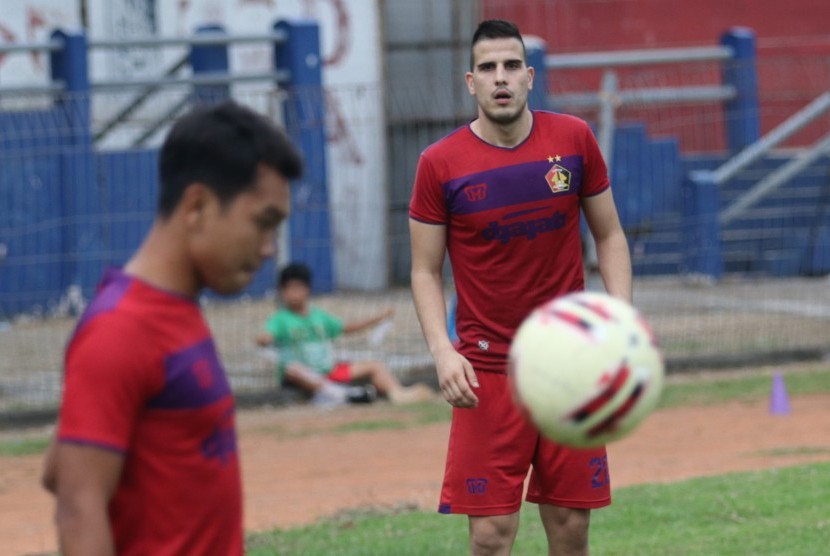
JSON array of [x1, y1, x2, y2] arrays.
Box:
[[54, 443, 123, 555], [410, 219, 479, 408]]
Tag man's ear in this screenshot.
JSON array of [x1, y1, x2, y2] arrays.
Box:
[[527, 65, 535, 91], [178, 183, 214, 230], [465, 71, 475, 96]]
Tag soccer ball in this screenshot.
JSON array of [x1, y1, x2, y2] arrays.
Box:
[[508, 291, 664, 448]]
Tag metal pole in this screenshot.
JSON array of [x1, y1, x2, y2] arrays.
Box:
[[274, 19, 334, 292], [585, 70, 619, 273], [721, 27, 760, 153], [546, 45, 732, 69], [597, 70, 618, 170], [88, 31, 288, 49]]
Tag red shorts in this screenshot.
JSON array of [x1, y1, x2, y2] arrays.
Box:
[[438, 370, 611, 516], [327, 362, 352, 383]]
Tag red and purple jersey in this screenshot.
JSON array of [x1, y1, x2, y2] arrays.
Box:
[[57, 268, 242, 556], [410, 111, 610, 372]]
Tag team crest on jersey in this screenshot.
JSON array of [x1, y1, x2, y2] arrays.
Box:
[[545, 164, 571, 193], [464, 182, 488, 201]]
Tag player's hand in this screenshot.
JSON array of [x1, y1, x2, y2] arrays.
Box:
[[434, 347, 479, 408]]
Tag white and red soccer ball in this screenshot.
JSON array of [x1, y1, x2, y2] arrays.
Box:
[[509, 291, 664, 448]]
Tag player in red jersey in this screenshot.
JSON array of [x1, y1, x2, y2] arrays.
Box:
[[410, 20, 632, 556], [41, 101, 302, 555]]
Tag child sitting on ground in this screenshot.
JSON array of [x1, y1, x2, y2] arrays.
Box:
[[256, 262, 433, 406]]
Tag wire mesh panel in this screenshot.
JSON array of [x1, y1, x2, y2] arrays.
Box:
[[2, 55, 830, 417], [5, 3, 830, 553]]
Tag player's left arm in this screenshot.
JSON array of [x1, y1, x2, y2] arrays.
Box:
[[582, 188, 633, 303]]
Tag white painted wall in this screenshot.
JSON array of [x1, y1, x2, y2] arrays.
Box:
[[0, 0, 81, 107]]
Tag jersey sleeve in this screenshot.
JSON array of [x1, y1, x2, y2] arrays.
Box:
[[580, 124, 611, 198], [409, 152, 449, 224], [317, 309, 344, 339], [58, 315, 163, 453]]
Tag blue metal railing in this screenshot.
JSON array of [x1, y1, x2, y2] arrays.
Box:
[[684, 91, 830, 278], [526, 30, 756, 269], [0, 20, 336, 320]]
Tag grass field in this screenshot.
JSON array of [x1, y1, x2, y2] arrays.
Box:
[[247, 462, 830, 555], [656, 364, 830, 408], [245, 365, 830, 555]]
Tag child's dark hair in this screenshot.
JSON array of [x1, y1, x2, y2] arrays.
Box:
[[279, 262, 312, 288]]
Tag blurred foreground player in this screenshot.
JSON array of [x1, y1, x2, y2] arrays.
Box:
[[409, 20, 632, 555], [41, 101, 302, 555]]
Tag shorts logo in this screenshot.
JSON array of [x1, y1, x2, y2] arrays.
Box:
[[464, 183, 488, 201], [545, 164, 571, 193], [466, 477, 488, 495]]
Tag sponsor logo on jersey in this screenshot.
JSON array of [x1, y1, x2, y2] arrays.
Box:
[[478, 339, 490, 351], [481, 211, 566, 244], [545, 164, 571, 193], [464, 182, 488, 201], [151, 339, 232, 409]]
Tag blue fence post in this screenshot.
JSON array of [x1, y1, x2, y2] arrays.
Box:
[[273, 19, 334, 292], [721, 27, 760, 154], [50, 29, 100, 301], [525, 36, 548, 111], [190, 25, 231, 105], [682, 171, 723, 280]]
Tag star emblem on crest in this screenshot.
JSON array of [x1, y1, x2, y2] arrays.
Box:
[[546, 154, 562, 163]]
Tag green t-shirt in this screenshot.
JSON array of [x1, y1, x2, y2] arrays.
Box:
[[263, 307, 344, 378]]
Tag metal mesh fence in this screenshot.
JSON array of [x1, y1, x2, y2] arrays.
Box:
[[2, 60, 830, 416]]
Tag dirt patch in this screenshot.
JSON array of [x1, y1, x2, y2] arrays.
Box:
[[3, 392, 830, 555]]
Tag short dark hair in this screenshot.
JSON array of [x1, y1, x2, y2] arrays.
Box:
[[279, 262, 312, 288], [470, 19, 526, 69], [157, 101, 303, 217]]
